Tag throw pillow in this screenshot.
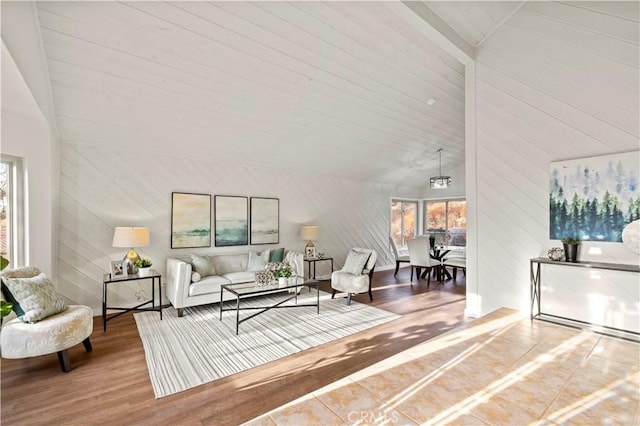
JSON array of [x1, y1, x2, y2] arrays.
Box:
[[269, 248, 285, 263], [247, 250, 270, 272], [191, 254, 215, 277], [2, 273, 68, 323], [0, 266, 41, 279], [342, 249, 372, 275], [1, 277, 25, 318], [191, 272, 201, 283]]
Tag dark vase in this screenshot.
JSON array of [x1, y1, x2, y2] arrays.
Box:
[[563, 243, 579, 262]]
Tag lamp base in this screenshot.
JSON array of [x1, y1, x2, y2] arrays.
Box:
[[123, 249, 140, 275], [304, 242, 316, 259]]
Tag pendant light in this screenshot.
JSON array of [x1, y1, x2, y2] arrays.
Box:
[[430, 148, 452, 189]]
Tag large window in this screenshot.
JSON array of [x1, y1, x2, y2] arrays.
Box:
[[1, 156, 25, 265], [390, 199, 418, 247], [424, 199, 467, 246]]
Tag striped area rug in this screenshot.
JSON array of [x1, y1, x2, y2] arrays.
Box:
[[134, 291, 400, 398]]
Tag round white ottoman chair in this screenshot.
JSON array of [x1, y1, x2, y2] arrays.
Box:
[[1, 304, 93, 372]]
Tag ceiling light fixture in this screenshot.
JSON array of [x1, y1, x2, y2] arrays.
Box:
[[430, 148, 452, 189]]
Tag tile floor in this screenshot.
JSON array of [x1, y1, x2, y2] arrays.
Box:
[[245, 308, 640, 425]]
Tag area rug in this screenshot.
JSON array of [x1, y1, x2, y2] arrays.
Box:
[[134, 291, 400, 398]]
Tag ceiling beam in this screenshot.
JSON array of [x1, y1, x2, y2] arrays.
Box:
[[397, 1, 475, 65]]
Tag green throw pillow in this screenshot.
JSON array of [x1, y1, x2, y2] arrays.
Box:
[[2, 273, 67, 323], [269, 248, 285, 263]]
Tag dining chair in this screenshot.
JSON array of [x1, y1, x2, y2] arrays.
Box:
[[407, 237, 436, 286], [389, 236, 410, 276], [442, 248, 466, 281]]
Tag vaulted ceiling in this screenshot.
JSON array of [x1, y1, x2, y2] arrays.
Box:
[[34, 1, 517, 187]]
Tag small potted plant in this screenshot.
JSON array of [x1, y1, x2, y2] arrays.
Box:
[[134, 258, 153, 276], [272, 262, 293, 287], [0, 256, 13, 326], [561, 237, 581, 263]]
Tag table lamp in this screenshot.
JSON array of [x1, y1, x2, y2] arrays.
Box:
[[299, 225, 319, 258], [112, 227, 150, 274]]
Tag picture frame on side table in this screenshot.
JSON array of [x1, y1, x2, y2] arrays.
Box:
[[250, 197, 279, 245], [215, 195, 249, 246], [171, 192, 212, 249], [305, 246, 316, 259], [110, 260, 127, 279]]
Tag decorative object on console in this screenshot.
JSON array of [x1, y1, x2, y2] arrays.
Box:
[[112, 226, 149, 274], [215, 195, 248, 247], [547, 247, 564, 262], [300, 225, 319, 258], [621, 219, 640, 254], [561, 237, 581, 263], [250, 197, 279, 245], [171, 192, 211, 249], [430, 148, 452, 189], [135, 258, 153, 277], [550, 151, 639, 242], [254, 270, 274, 286], [109, 260, 127, 278]]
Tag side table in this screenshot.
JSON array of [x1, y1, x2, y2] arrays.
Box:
[[304, 257, 334, 280], [102, 270, 163, 331]]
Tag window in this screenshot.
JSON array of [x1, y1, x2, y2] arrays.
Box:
[[0, 156, 25, 265], [424, 199, 466, 247], [390, 200, 418, 248]]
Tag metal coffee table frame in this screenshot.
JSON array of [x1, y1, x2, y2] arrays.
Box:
[[219, 279, 320, 334]]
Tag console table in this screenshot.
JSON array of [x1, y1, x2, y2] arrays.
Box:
[[304, 257, 333, 280], [530, 257, 639, 342], [102, 270, 162, 331]]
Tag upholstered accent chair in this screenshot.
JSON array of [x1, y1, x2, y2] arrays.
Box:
[[389, 236, 409, 276], [331, 248, 377, 305], [407, 237, 436, 286], [1, 267, 93, 372]]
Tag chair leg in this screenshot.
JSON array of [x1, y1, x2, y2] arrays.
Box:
[[410, 266, 414, 282], [394, 261, 400, 276], [427, 267, 431, 287], [82, 337, 92, 352], [177, 308, 184, 317], [57, 349, 71, 373], [453, 267, 457, 281], [331, 289, 337, 299], [346, 293, 352, 306]]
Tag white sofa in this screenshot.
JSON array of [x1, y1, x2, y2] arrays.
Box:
[[166, 250, 304, 317]]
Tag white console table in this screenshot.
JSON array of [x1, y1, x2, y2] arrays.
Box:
[[530, 257, 640, 342]]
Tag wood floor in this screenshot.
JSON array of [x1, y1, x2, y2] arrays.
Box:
[[1, 267, 467, 426]]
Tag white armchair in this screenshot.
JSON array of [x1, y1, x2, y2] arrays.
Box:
[[331, 248, 377, 305]]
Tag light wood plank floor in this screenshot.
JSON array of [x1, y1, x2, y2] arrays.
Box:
[[1, 267, 468, 425]]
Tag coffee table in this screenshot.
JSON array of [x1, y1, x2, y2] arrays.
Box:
[[219, 279, 320, 334]]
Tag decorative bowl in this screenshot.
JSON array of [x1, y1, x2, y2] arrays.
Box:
[[547, 247, 564, 261]]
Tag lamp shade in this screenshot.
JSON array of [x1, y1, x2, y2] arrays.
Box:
[[299, 225, 319, 241], [112, 227, 150, 248]]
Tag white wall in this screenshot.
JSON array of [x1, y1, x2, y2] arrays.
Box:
[[1, 2, 59, 277], [469, 1, 639, 331], [58, 143, 422, 311]]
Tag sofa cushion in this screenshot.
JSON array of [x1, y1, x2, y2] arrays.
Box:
[[342, 249, 372, 275], [222, 271, 256, 284], [191, 254, 216, 277], [189, 275, 230, 297], [212, 253, 249, 275], [1, 273, 68, 323], [269, 248, 285, 262], [246, 250, 270, 272]]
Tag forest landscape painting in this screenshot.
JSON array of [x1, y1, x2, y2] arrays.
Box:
[[171, 193, 211, 248], [215, 196, 248, 246], [550, 151, 640, 242]]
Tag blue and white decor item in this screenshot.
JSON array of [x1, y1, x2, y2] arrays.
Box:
[[214, 195, 248, 247], [549, 151, 640, 242], [249, 197, 279, 245], [171, 193, 211, 249]]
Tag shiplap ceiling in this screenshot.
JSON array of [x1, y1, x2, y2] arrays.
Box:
[[424, 1, 525, 47], [34, 1, 516, 187]]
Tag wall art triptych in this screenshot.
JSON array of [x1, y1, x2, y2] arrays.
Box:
[[170, 192, 279, 248]]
